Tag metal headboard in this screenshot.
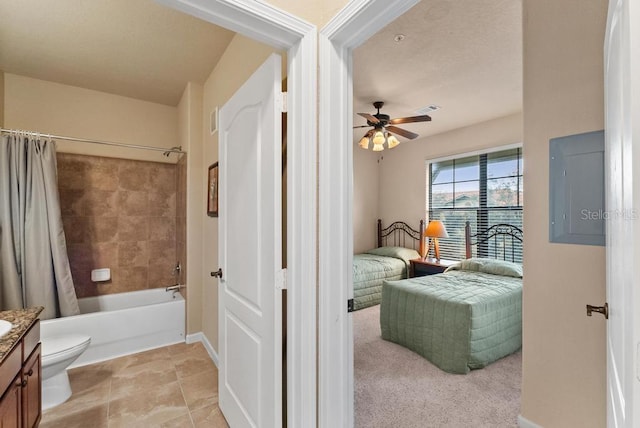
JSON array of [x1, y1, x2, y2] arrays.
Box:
[[377, 219, 425, 257], [464, 221, 523, 262]]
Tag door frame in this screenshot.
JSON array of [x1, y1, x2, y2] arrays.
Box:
[[604, 0, 640, 425], [157, 1, 317, 426], [318, 1, 420, 426]]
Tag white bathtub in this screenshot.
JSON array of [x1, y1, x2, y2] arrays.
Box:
[[41, 287, 185, 368]]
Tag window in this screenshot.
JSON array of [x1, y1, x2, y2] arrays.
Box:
[[427, 146, 523, 262]]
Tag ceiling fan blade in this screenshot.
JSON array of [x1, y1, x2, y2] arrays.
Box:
[[357, 113, 380, 124], [389, 114, 432, 125], [353, 125, 371, 129], [387, 125, 419, 140]]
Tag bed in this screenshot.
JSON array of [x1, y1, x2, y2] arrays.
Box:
[[380, 221, 523, 374], [352, 219, 425, 311]]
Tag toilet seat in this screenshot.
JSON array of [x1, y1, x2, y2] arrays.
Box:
[[42, 334, 91, 365]]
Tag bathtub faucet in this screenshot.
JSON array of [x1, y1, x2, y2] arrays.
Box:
[[165, 284, 184, 292]]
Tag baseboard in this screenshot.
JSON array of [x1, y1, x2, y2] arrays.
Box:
[[186, 332, 219, 368], [518, 414, 543, 428]]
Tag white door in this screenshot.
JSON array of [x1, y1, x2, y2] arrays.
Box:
[[604, 0, 640, 426], [218, 53, 283, 428]]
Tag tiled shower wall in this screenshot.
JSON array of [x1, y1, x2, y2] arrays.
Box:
[[176, 154, 187, 297], [57, 153, 178, 298]]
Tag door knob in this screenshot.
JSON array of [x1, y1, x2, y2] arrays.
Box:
[[210, 268, 223, 279], [586, 303, 608, 319]]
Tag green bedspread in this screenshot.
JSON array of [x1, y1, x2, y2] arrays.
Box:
[[352, 254, 407, 310], [380, 270, 522, 374]]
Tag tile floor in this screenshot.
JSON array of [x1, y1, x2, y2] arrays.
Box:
[[40, 342, 228, 428]]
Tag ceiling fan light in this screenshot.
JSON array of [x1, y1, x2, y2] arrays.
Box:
[[387, 135, 400, 149], [358, 135, 371, 149], [372, 142, 384, 152], [372, 130, 385, 145]]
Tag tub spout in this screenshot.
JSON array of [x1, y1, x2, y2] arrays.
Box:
[[165, 284, 183, 292]]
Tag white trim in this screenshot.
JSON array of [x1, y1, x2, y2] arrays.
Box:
[[318, 1, 420, 427], [425, 142, 523, 164], [518, 414, 544, 428], [283, 25, 318, 428], [209, 106, 218, 135], [155, 0, 310, 49], [186, 332, 219, 368], [158, 2, 317, 427]]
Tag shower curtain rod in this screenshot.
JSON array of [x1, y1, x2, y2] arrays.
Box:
[[0, 128, 186, 155]]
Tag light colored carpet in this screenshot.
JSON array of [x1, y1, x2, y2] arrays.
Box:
[[354, 304, 521, 428]]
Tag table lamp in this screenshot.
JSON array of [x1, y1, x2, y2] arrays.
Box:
[[424, 220, 449, 261]]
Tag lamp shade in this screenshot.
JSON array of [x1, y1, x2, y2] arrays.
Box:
[[424, 220, 449, 238], [387, 134, 400, 149], [358, 130, 372, 149], [358, 129, 402, 151], [372, 130, 385, 145]]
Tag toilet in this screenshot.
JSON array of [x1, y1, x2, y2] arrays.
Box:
[[41, 334, 91, 411]]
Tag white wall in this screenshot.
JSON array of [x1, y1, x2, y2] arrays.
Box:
[[177, 82, 204, 335], [377, 113, 523, 225], [0, 71, 4, 127], [520, 0, 607, 426], [200, 34, 282, 351], [266, 0, 350, 27], [3, 74, 178, 163], [353, 147, 380, 253]]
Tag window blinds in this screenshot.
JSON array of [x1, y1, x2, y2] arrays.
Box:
[[427, 147, 523, 262]]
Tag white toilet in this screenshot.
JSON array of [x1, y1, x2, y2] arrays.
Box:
[[41, 334, 91, 411]]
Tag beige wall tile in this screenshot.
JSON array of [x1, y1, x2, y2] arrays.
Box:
[[119, 162, 150, 191], [84, 158, 120, 191], [57, 156, 90, 190], [149, 217, 176, 242], [149, 192, 177, 216], [149, 164, 177, 192], [62, 217, 90, 244], [118, 216, 150, 242], [59, 189, 86, 217], [118, 241, 149, 268], [148, 267, 175, 289], [118, 190, 149, 216], [88, 217, 118, 243], [58, 153, 177, 297], [84, 190, 119, 217], [117, 267, 148, 291]]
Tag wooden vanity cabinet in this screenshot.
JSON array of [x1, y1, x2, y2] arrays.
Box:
[[0, 320, 41, 428], [0, 376, 21, 427], [22, 344, 41, 428]]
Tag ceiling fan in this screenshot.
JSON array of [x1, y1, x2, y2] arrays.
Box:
[[355, 101, 432, 151]]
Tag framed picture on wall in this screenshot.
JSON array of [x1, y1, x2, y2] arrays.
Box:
[[207, 162, 219, 217]]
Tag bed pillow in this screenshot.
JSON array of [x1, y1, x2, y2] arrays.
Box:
[[445, 257, 523, 278], [364, 246, 421, 263]]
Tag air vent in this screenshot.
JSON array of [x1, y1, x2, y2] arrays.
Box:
[[415, 104, 441, 115]]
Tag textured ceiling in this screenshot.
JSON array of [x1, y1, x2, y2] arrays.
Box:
[[353, 0, 522, 143], [0, 0, 235, 106], [0, 0, 520, 119]]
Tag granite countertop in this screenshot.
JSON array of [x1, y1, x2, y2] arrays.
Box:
[[0, 307, 43, 363]]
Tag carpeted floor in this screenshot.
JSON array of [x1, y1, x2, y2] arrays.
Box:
[[354, 304, 521, 428]]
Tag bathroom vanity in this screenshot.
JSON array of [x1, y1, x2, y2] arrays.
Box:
[[0, 307, 43, 428]]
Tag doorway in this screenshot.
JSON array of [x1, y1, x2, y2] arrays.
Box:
[[349, 1, 522, 425], [159, 1, 317, 426]]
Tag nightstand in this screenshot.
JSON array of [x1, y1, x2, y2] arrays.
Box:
[[409, 258, 458, 278]]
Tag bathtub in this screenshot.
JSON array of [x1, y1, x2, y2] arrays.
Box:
[[41, 287, 185, 368]]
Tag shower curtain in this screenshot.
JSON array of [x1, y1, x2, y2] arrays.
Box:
[[0, 133, 80, 319]]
